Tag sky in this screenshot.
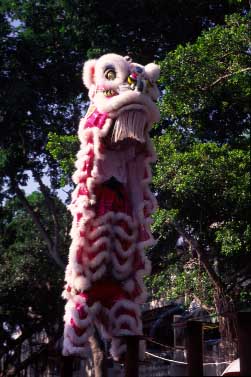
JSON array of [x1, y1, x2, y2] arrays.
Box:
[[23, 171, 70, 203]]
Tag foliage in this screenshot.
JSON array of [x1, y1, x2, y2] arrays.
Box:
[[1, 0, 249, 194], [159, 13, 251, 145], [154, 139, 250, 227], [0, 192, 70, 367], [46, 132, 79, 187], [145, 259, 214, 308], [149, 12, 251, 311], [0, 0, 250, 370]]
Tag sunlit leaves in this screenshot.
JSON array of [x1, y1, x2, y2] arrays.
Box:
[[159, 13, 251, 145], [151, 13, 251, 307], [145, 259, 214, 307], [46, 132, 79, 186]]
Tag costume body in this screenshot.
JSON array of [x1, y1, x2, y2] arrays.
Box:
[[62, 54, 160, 360]]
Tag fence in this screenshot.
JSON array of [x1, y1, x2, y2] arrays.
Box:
[[138, 311, 250, 377], [2, 311, 250, 376]]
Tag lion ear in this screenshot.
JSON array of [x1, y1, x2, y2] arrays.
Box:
[[82, 59, 96, 89], [144, 63, 160, 83]]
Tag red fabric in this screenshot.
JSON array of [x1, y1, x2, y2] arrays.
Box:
[[79, 280, 130, 309], [94, 182, 132, 216], [84, 109, 108, 129], [138, 224, 151, 242]]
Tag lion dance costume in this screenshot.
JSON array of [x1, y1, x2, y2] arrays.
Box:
[[62, 53, 160, 360]]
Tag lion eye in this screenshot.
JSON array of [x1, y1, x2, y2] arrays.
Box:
[[105, 69, 116, 80]]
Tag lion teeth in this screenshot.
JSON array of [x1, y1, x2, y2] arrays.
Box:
[[103, 89, 116, 97]]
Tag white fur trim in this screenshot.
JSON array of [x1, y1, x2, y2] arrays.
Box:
[[88, 224, 112, 240], [144, 63, 160, 82], [65, 324, 93, 345], [111, 252, 133, 275], [86, 236, 110, 253], [109, 299, 141, 320], [63, 337, 90, 357], [114, 239, 135, 258], [73, 275, 91, 292], [113, 225, 137, 242], [89, 251, 109, 268], [90, 264, 107, 281], [70, 309, 92, 329], [113, 315, 139, 334]]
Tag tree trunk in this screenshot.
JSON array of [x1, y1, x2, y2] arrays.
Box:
[[172, 220, 238, 344], [213, 287, 238, 358]]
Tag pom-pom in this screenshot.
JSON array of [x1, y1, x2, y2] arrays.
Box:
[[73, 276, 90, 292]]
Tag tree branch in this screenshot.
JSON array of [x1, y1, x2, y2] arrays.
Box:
[[170, 220, 225, 291], [32, 172, 60, 254], [12, 181, 65, 270], [202, 67, 251, 91]]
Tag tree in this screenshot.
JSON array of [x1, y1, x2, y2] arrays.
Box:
[[0, 192, 70, 375], [1, 0, 250, 373], [148, 12, 251, 341], [1, 1, 249, 268]]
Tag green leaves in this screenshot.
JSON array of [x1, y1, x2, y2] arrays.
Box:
[[159, 13, 251, 145], [215, 221, 250, 255], [145, 259, 214, 307], [155, 139, 249, 202], [46, 132, 79, 186], [0, 193, 68, 334], [0, 0, 250, 358], [151, 12, 251, 310]]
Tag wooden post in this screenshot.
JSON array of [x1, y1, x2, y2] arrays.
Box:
[[172, 316, 187, 377], [237, 311, 251, 376], [173, 315, 183, 347], [60, 356, 73, 377], [124, 335, 139, 377], [186, 320, 203, 377]]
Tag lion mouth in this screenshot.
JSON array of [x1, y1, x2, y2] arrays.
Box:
[[103, 89, 118, 97]]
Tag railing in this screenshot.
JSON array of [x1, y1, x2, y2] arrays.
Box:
[[3, 310, 249, 376]]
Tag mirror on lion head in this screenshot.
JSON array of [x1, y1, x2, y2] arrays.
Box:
[[82, 53, 160, 148]]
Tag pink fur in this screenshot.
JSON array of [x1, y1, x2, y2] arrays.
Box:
[[82, 59, 96, 89]]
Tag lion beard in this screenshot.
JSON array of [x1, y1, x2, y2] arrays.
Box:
[[110, 110, 147, 144]]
